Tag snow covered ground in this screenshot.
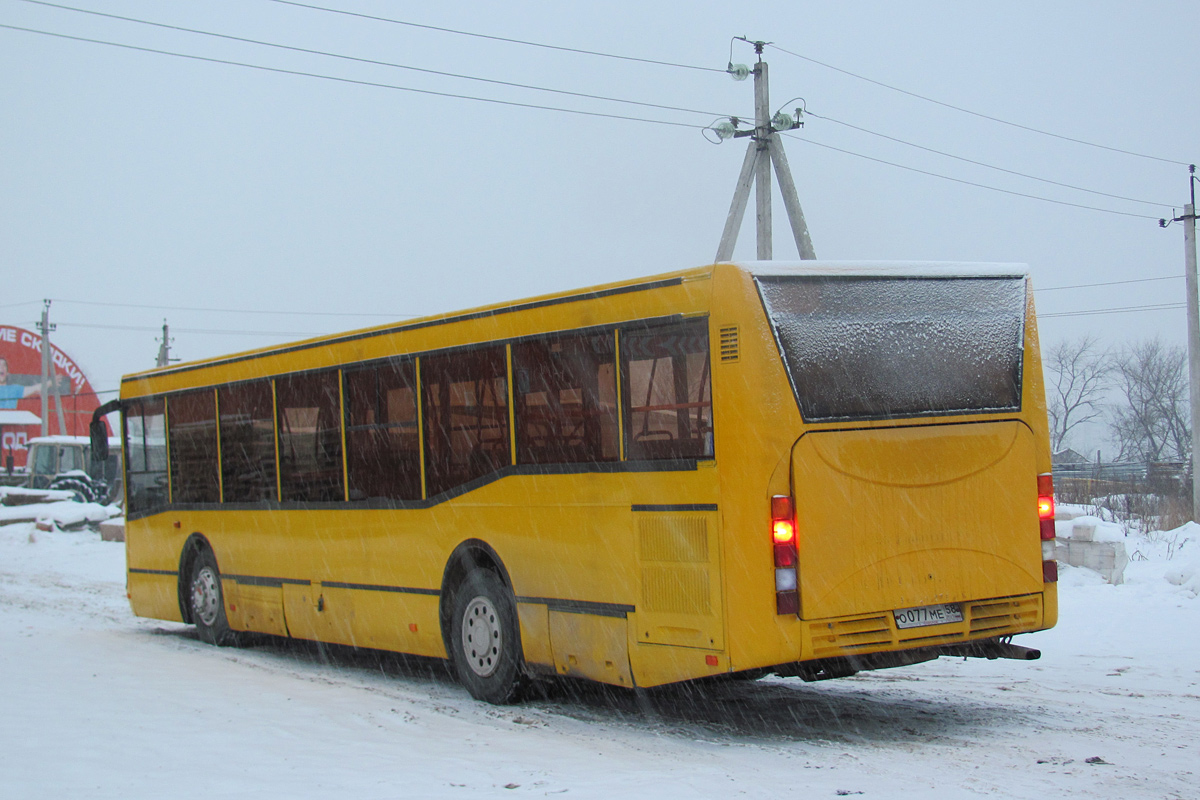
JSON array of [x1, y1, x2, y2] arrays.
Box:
[[1, 515, 1197, 799]]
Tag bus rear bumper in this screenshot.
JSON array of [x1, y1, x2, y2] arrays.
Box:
[[799, 591, 1048, 661], [772, 636, 1040, 682]]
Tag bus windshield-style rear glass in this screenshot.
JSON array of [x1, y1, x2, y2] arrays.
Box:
[[756, 275, 1026, 421]]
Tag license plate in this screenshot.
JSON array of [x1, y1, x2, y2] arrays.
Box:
[[893, 603, 963, 629]]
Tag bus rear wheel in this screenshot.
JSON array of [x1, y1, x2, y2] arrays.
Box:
[[188, 548, 235, 646], [449, 569, 525, 704]]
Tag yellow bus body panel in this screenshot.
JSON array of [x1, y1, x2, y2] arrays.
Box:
[[121, 262, 1057, 689], [792, 421, 1042, 620]]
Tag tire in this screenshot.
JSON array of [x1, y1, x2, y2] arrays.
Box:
[[448, 569, 525, 704], [188, 548, 236, 646], [49, 477, 99, 503]]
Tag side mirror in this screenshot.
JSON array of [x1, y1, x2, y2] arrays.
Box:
[[90, 419, 109, 462], [89, 398, 122, 464]]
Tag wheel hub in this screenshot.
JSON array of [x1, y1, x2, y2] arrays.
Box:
[[461, 596, 502, 677], [191, 566, 221, 627]]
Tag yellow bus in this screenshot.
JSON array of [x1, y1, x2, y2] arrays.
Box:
[[97, 261, 1058, 703]]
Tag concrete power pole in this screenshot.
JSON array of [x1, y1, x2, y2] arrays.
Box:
[[156, 319, 173, 368], [1165, 165, 1199, 522], [37, 300, 69, 437], [715, 42, 816, 262], [39, 301, 50, 437], [1189, 201, 1198, 523]]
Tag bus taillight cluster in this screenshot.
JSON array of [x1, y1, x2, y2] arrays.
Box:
[[772, 495, 799, 614], [1038, 473, 1057, 583]]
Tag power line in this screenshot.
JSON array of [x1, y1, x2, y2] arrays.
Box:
[[263, 0, 725, 74], [17, 0, 732, 119], [807, 110, 1173, 209], [782, 133, 1162, 220], [53, 321, 326, 336], [0, 23, 708, 130], [1034, 275, 1183, 293], [768, 43, 1189, 167], [50, 298, 415, 319], [1039, 302, 1186, 319]]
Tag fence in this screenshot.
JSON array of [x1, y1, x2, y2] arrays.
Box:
[[1053, 460, 1192, 529]]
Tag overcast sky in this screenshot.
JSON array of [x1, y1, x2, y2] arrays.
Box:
[[2, 0, 1196, 398]]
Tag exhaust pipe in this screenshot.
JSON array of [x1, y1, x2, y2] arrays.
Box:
[[937, 639, 1041, 661], [991, 642, 1041, 660]]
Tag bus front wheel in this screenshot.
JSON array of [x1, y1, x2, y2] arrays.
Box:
[[449, 569, 525, 704], [188, 548, 235, 647]]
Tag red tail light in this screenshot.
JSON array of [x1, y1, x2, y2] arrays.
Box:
[[1038, 473, 1057, 582], [772, 495, 799, 614], [1037, 473, 1056, 540]]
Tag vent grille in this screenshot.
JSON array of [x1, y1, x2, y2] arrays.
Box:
[[718, 325, 739, 362], [639, 517, 708, 563], [638, 516, 711, 615], [810, 616, 892, 658], [641, 566, 711, 614], [968, 596, 1041, 635]]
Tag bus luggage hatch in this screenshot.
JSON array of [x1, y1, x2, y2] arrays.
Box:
[[791, 421, 1043, 621]]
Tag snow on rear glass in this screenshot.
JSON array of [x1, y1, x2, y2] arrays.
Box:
[[756, 276, 1025, 421]]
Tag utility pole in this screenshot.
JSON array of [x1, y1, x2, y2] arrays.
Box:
[[1163, 164, 1199, 522], [715, 40, 816, 262], [38, 302, 50, 437], [36, 300, 70, 436], [156, 319, 174, 368]]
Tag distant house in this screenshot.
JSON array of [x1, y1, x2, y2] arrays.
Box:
[[1052, 448, 1090, 469]]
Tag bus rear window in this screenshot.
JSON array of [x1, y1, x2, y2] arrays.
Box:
[[756, 275, 1026, 421]]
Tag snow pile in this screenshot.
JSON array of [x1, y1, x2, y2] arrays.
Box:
[[0, 485, 77, 504], [1055, 513, 1126, 543], [1163, 561, 1200, 598], [1122, 521, 1200, 599], [0, 495, 120, 530]]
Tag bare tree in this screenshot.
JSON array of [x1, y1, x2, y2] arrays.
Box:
[[1044, 335, 1109, 452], [1108, 338, 1190, 462]]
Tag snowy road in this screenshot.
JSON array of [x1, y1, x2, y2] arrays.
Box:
[[1, 521, 1196, 799]]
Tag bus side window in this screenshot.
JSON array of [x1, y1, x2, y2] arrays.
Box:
[[277, 370, 345, 503], [218, 381, 276, 503], [125, 397, 168, 513], [344, 360, 421, 502], [621, 319, 713, 461], [512, 332, 619, 465], [422, 346, 510, 497], [168, 389, 220, 504]]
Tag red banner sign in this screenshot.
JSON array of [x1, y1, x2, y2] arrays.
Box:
[[0, 325, 109, 471]]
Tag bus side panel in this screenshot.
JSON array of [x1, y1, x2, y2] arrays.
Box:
[[345, 590, 444, 656], [126, 514, 186, 623], [482, 471, 723, 684], [631, 641, 730, 687], [225, 582, 287, 637], [226, 509, 447, 658], [127, 572, 182, 623], [517, 602, 553, 670], [708, 266, 809, 672], [548, 611, 634, 687], [281, 582, 444, 657]]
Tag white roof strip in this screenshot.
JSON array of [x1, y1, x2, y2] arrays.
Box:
[[734, 260, 1029, 278]]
